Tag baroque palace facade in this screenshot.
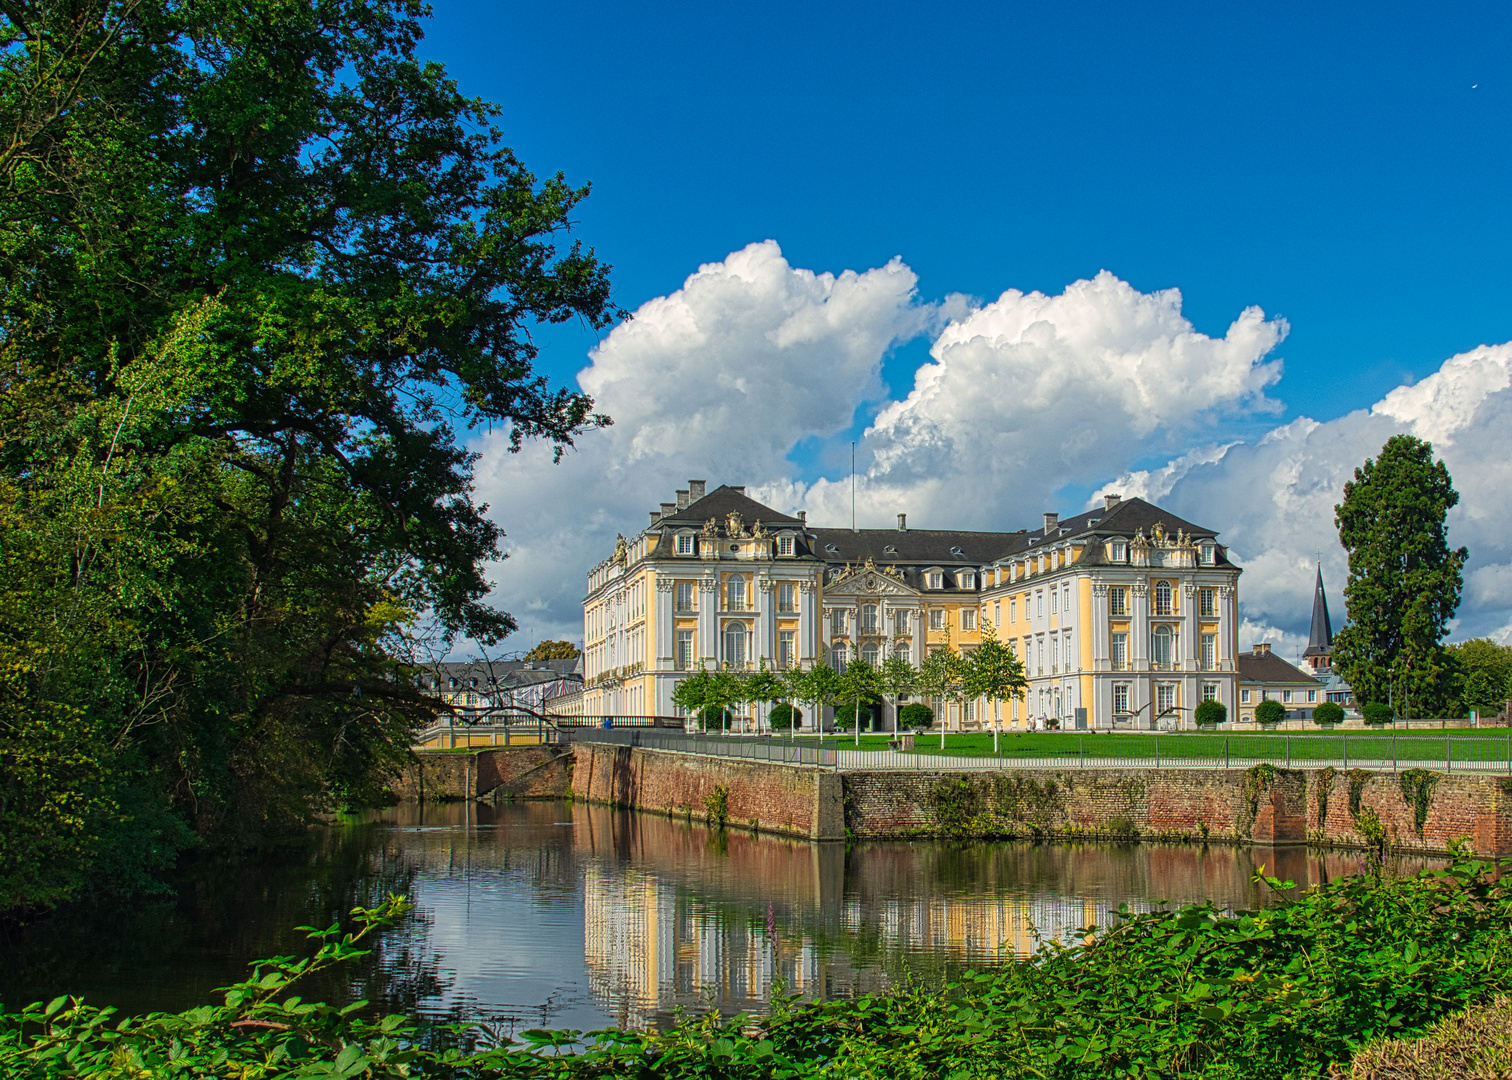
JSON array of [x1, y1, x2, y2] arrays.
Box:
[[582, 481, 1242, 730]]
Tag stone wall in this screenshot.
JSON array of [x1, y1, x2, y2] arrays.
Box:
[[842, 765, 1510, 856], [391, 746, 572, 801], [570, 743, 845, 841]]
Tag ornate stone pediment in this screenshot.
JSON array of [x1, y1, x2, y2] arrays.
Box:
[[825, 559, 918, 598]]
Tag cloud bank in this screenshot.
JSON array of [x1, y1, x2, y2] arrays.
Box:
[[472, 242, 1512, 660]]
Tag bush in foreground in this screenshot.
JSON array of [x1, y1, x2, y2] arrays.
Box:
[[767, 704, 801, 730], [900, 702, 935, 729], [1362, 702, 1396, 725], [1255, 698, 1286, 725], [1193, 700, 1227, 726], [4, 858, 1510, 1078], [1313, 701, 1345, 726]]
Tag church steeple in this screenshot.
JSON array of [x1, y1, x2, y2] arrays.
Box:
[[1302, 563, 1333, 671]]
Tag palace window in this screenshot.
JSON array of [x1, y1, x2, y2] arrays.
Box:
[[1110, 540, 1127, 563], [927, 571, 944, 589], [861, 643, 880, 665], [725, 575, 746, 611], [1010, 597, 1018, 623], [1109, 587, 1127, 616], [1202, 682, 1218, 702], [675, 582, 696, 612], [961, 609, 977, 631], [1152, 625, 1176, 669], [1199, 587, 1217, 618], [893, 640, 909, 659], [1113, 683, 1130, 715], [830, 642, 848, 668], [930, 609, 946, 630], [1153, 580, 1174, 615], [1037, 590, 1044, 618], [1156, 683, 1177, 715], [676, 630, 695, 670], [1200, 542, 1216, 565], [894, 609, 910, 635], [1050, 635, 1060, 673], [1050, 589, 1058, 615], [778, 535, 794, 556], [723, 623, 748, 668], [778, 630, 796, 669], [993, 601, 1001, 627], [958, 571, 976, 589], [830, 608, 846, 635], [1201, 632, 1217, 670], [676, 532, 694, 555], [778, 582, 797, 613], [861, 604, 879, 633], [1036, 635, 1045, 675], [1062, 582, 1071, 614]]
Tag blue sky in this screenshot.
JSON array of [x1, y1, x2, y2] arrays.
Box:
[[423, 1, 1511, 417], [423, 2, 1512, 654]]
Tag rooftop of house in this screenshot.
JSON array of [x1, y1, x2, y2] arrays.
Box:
[[422, 658, 583, 691], [1237, 645, 1321, 686]]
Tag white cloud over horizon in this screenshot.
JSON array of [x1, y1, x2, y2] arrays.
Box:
[[467, 242, 1512, 660]]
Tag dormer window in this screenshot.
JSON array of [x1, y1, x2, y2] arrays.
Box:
[[958, 571, 976, 589], [1110, 540, 1127, 563], [676, 532, 694, 555], [777, 534, 794, 556], [883, 545, 897, 555], [927, 570, 944, 589], [949, 546, 964, 558], [1200, 541, 1216, 565], [825, 544, 839, 555]]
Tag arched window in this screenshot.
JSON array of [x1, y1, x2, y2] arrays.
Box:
[[1153, 579, 1173, 615], [723, 623, 748, 668], [725, 575, 746, 611], [1152, 625, 1176, 669], [861, 643, 880, 665]]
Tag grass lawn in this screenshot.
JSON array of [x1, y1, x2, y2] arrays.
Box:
[[832, 728, 1512, 766]]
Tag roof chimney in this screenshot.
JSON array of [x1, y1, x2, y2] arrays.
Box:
[[649, 511, 660, 527], [1104, 493, 1121, 510], [1253, 642, 1271, 655], [730, 485, 745, 494], [660, 502, 676, 518], [688, 479, 706, 500], [897, 513, 907, 532], [797, 510, 806, 524], [1043, 512, 1059, 535], [676, 489, 690, 509]]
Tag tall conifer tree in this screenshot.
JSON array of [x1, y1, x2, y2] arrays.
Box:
[[1333, 435, 1467, 714]]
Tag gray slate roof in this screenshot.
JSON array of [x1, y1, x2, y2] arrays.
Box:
[[654, 485, 805, 529], [1237, 651, 1320, 686]]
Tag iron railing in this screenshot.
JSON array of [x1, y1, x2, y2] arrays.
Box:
[[569, 728, 839, 766]]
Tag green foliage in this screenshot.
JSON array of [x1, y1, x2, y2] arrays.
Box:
[[1193, 700, 1227, 726], [1255, 699, 1286, 725], [831, 702, 874, 732], [523, 641, 581, 661], [961, 626, 1028, 718], [916, 644, 965, 709], [767, 704, 801, 730], [1361, 702, 1396, 725], [900, 702, 935, 729], [1313, 701, 1345, 725], [0, 0, 619, 907], [1399, 769, 1439, 837], [742, 661, 784, 716], [1448, 638, 1512, 717], [8, 861, 1512, 1078], [702, 784, 729, 828], [782, 663, 838, 724], [1334, 436, 1469, 716]]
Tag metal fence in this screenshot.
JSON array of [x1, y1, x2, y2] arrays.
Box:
[[568, 728, 839, 767], [836, 732, 1512, 773]]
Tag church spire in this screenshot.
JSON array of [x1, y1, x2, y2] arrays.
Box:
[[1303, 563, 1333, 666]]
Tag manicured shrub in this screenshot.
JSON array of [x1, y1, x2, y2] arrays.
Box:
[[1362, 702, 1395, 725], [1254, 698, 1286, 725], [900, 702, 935, 729], [1193, 700, 1227, 726], [832, 702, 877, 731], [697, 707, 732, 731], [768, 704, 801, 730], [1314, 701, 1346, 725]]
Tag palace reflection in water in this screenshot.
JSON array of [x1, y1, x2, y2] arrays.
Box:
[[0, 799, 1437, 1034]]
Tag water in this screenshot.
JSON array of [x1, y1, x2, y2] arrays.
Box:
[[0, 800, 1437, 1032]]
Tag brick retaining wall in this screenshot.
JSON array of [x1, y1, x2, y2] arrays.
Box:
[[570, 743, 845, 841], [391, 746, 572, 801], [842, 766, 1511, 856]]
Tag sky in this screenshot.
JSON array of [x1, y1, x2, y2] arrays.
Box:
[[416, 1, 1512, 660]]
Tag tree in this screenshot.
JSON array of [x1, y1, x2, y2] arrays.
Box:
[[1254, 699, 1286, 726], [900, 702, 935, 729], [1333, 436, 1468, 717], [768, 704, 801, 730], [671, 667, 714, 727], [1448, 639, 1512, 718], [1313, 701, 1345, 726], [0, 0, 622, 907], [961, 628, 1028, 754], [784, 663, 838, 735], [835, 660, 883, 744], [879, 654, 918, 736], [917, 646, 965, 750], [524, 641, 582, 661], [1361, 702, 1395, 726], [743, 661, 784, 733], [1193, 700, 1227, 727]]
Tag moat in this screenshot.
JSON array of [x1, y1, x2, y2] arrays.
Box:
[[0, 800, 1438, 1032]]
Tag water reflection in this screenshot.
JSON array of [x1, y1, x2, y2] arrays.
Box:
[[1, 799, 1437, 1034]]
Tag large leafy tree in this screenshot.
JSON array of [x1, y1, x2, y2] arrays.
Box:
[[0, 0, 620, 906], [1333, 435, 1468, 715], [1448, 639, 1512, 718], [961, 627, 1028, 754]]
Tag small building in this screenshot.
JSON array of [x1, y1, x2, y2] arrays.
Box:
[[418, 657, 583, 722], [1237, 644, 1322, 721]]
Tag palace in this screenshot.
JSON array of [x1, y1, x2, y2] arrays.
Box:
[[582, 481, 1242, 730]]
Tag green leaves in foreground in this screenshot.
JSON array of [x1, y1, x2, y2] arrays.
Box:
[[4, 860, 1512, 1078]]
